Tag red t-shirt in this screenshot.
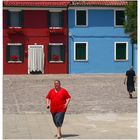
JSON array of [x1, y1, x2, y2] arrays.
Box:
[[46, 88, 71, 113]]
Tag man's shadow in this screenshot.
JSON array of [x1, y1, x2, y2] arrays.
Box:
[[62, 134, 79, 138], [132, 97, 137, 99]]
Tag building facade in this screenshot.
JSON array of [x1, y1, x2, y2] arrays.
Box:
[[3, 1, 70, 74], [68, 1, 135, 74], [3, 1, 137, 74]]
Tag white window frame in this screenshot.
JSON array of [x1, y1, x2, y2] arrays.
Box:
[[74, 42, 88, 61], [114, 42, 128, 61], [114, 9, 126, 27], [7, 43, 23, 63], [49, 43, 64, 63], [75, 9, 88, 27]]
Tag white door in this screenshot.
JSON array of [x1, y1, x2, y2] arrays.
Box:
[[28, 45, 44, 74]]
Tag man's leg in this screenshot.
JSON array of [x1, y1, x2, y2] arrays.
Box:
[[56, 127, 61, 138], [55, 112, 65, 138], [129, 92, 133, 98]]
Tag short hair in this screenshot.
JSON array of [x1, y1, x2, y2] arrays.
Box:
[[54, 80, 61, 84]]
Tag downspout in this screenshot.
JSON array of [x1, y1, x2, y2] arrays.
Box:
[[67, 2, 71, 74], [132, 42, 134, 67]]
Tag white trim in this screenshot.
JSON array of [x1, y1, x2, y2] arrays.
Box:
[[49, 43, 63, 46], [69, 7, 125, 10], [114, 9, 125, 27], [49, 27, 63, 29], [8, 61, 22, 63], [4, 7, 66, 11], [74, 42, 88, 61], [114, 42, 128, 61], [8, 43, 22, 45], [9, 27, 22, 29], [8, 9, 22, 12], [75, 9, 88, 27], [48, 9, 64, 12], [28, 45, 44, 49], [49, 61, 64, 63]]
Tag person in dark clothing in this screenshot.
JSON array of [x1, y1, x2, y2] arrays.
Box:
[[124, 67, 136, 98]]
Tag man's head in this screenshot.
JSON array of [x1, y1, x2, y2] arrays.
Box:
[[54, 80, 61, 90], [129, 66, 133, 70]]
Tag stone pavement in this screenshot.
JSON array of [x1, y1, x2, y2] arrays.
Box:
[[3, 113, 136, 139], [3, 74, 137, 139]]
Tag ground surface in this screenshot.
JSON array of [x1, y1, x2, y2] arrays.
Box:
[[3, 74, 137, 139]]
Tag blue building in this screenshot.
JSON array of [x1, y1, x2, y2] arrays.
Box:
[[68, 1, 137, 74]]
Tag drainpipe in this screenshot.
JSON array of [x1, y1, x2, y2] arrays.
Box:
[[66, 2, 71, 74], [132, 42, 134, 67]]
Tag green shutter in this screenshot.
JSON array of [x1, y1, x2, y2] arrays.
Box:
[[61, 45, 65, 61], [77, 10, 86, 25], [116, 11, 125, 25], [116, 43, 126, 60], [6, 45, 10, 62], [61, 11, 64, 27], [76, 43, 86, 60], [20, 45, 24, 62], [7, 11, 11, 27], [48, 45, 52, 62], [48, 12, 51, 27], [19, 11, 24, 27]]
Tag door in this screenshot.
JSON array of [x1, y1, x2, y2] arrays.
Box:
[[28, 45, 44, 74]]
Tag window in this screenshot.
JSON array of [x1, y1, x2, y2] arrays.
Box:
[[48, 12, 64, 28], [48, 44, 65, 62], [7, 11, 23, 27], [76, 10, 87, 26], [74, 42, 88, 61], [115, 10, 125, 26], [115, 42, 128, 61], [6, 44, 24, 62]]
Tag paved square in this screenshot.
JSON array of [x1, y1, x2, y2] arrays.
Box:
[[3, 74, 137, 139]]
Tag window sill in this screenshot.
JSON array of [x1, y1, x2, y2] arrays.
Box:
[[114, 25, 124, 28], [114, 59, 128, 62], [74, 60, 88, 62], [8, 61, 22, 63], [76, 25, 88, 27], [8, 27, 22, 29], [49, 27, 63, 29], [49, 61, 64, 63]]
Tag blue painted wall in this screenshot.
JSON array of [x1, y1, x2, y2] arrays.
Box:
[[68, 9, 133, 73], [133, 44, 137, 73]]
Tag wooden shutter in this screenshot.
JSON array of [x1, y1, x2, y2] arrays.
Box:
[[76, 43, 86, 60], [116, 43, 126, 60], [61, 45, 65, 61], [48, 45, 52, 62], [7, 11, 11, 27], [19, 11, 24, 27], [61, 11, 64, 27], [20, 45, 24, 62], [6, 45, 10, 62], [48, 12, 51, 27]]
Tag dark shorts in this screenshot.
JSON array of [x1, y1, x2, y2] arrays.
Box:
[[52, 112, 65, 127]]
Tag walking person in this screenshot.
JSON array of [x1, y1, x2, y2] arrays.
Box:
[[124, 67, 136, 98], [46, 80, 71, 139]]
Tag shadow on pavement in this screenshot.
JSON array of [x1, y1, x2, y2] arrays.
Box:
[[62, 134, 79, 138], [132, 97, 137, 99]]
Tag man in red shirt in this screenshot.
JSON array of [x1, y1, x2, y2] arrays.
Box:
[[46, 80, 71, 139]]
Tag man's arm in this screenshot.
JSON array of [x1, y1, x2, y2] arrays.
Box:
[[64, 98, 71, 108], [134, 76, 137, 83], [46, 98, 50, 109], [124, 76, 127, 84]]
